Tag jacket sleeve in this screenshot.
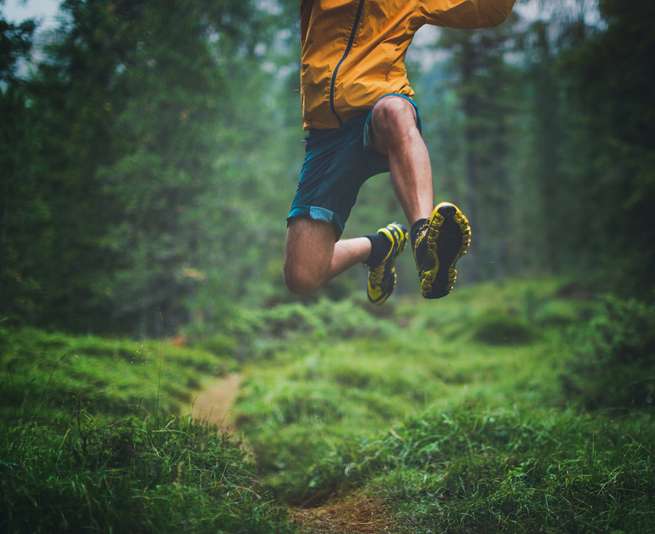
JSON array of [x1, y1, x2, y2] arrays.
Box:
[[300, 0, 312, 46], [419, 0, 516, 29]]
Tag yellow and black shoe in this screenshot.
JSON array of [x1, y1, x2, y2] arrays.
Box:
[[413, 202, 471, 299], [367, 222, 408, 305]]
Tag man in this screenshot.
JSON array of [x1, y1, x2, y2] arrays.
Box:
[[285, 0, 515, 303]]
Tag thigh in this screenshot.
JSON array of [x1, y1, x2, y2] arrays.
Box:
[[285, 217, 337, 278]]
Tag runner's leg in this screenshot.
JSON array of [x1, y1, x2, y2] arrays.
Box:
[[370, 96, 433, 225], [285, 96, 424, 296], [370, 96, 471, 299], [284, 218, 370, 295]]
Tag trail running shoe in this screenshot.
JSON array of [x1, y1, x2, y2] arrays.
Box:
[[367, 222, 408, 305], [413, 202, 472, 299]]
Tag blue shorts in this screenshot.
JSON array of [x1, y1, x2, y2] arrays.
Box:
[[287, 93, 422, 238]]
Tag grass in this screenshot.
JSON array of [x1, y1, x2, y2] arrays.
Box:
[[1, 415, 293, 533], [562, 296, 655, 410], [0, 327, 235, 420], [235, 280, 578, 502], [367, 408, 655, 533], [2, 278, 654, 532], [0, 327, 294, 532], [232, 279, 655, 532]]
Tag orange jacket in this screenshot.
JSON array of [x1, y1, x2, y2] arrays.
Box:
[[300, 0, 516, 129]]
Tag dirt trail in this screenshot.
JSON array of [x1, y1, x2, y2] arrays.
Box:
[[191, 373, 241, 430], [190, 374, 394, 533], [290, 492, 396, 534]]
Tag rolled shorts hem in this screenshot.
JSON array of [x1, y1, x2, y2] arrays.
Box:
[[287, 205, 344, 238]]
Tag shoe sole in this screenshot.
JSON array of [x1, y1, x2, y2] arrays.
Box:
[[368, 266, 397, 305], [420, 202, 471, 299]]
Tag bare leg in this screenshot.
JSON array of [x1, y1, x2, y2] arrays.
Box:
[[371, 97, 434, 225], [330, 237, 371, 278], [284, 218, 370, 295]]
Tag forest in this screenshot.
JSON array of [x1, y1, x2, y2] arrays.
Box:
[[1, 0, 654, 532]]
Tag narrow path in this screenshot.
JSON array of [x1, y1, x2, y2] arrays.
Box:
[[191, 373, 241, 430], [290, 492, 395, 534], [190, 372, 395, 533]]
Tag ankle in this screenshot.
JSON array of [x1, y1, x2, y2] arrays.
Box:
[[365, 232, 392, 267]]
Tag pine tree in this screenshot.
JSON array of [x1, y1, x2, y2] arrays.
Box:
[[435, 16, 521, 280], [0, 11, 48, 324]]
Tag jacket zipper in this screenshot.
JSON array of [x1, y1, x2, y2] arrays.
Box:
[[329, 0, 365, 127]]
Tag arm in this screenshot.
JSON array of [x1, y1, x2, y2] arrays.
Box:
[[419, 0, 516, 29]]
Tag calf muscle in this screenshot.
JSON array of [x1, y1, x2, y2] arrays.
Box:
[[284, 219, 336, 295]]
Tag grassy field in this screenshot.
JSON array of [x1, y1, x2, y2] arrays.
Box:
[[233, 279, 655, 532], [0, 327, 293, 532], [2, 279, 654, 532], [236, 279, 580, 500]]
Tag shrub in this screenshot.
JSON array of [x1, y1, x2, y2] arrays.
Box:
[[562, 296, 655, 410], [473, 313, 538, 345], [201, 299, 398, 362], [195, 332, 239, 356], [253, 299, 395, 340], [534, 299, 580, 327]]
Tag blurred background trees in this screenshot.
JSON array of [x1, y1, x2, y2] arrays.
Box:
[[1, 0, 653, 337]]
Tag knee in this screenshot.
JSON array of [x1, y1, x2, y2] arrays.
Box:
[[372, 97, 418, 139], [283, 262, 323, 296]]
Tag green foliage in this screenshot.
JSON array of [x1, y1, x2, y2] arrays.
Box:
[[97, 0, 261, 336], [0, 327, 294, 532], [0, 0, 302, 335], [234, 281, 581, 503], [0, 12, 46, 325], [0, 415, 294, 533], [230, 281, 654, 533], [562, 297, 655, 410], [473, 313, 538, 345], [533, 298, 580, 327], [193, 298, 397, 362], [248, 298, 397, 341], [555, 0, 655, 291], [362, 409, 655, 533], [0, 327, 232, 419], [2, 280, 654, 532], [2, 0, 654, 336]]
